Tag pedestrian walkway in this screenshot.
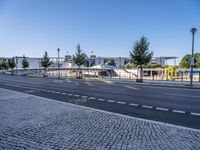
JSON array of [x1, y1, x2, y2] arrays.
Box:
[[0, 88, 200, 150]]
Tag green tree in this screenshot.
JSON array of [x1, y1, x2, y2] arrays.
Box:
[[8, 58, 16, 69], [41, 51, 53, 77], [179, 54, 191, 69], [130, 36, 153, 82], [123, 63, 137, 69], [194, 53, 200, 68], [73, 44, 86, 78], [21, 55, 29, 69], [73, 44, 86, 67], [1, 59, 9, 70], [145, 64, 163, 68], [8, 58, 16, 75], [179, 53, 200, 69]]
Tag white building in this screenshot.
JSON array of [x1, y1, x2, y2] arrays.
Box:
[[14, 57, 42, 69]]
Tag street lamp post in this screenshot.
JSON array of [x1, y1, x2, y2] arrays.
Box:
[[57, 48, 60, 78], [190, 28, 197, 86]]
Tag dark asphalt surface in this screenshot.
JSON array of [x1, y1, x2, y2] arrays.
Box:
[[0, 74, 200, 129]]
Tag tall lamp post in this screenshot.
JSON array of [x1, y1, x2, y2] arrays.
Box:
[[57, 48, 60, 78], [190, 28, 197, 86]]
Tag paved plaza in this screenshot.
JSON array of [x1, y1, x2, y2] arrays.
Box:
[[0, 88, 200, 150]]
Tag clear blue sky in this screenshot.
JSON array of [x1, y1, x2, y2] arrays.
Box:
[[0, 0, 199, 63]]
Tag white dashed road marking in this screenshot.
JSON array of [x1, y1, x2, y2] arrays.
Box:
[[81, 96, 88, 99], [155, 107, 169, 111], [142, 105, 153, 109], [89, 97, 96, 100], [191, 112, 200, 116], [97, 98, 105, 101], [129, 103, 139, 107], [74, 95, 80, 97], [107, 100, 115, 103], [117, 101, 126, 104], [172, 110, 185, 114], [4, 83, 199, 117]]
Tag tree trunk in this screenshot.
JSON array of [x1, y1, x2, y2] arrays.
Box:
[[136, 67, 143, 82], [43, 68, 48, 77]]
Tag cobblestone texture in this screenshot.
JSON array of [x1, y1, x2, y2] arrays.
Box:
[[0, 88, 200, 150]]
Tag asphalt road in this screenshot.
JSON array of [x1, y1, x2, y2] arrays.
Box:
[[0, 74, 200, 129]]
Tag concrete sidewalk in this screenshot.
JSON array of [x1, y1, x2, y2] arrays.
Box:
[[0, 88, 200, 150]]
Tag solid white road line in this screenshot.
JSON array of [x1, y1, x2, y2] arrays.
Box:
[[117, 101, 126, 104], [142, 105, 153, 109], [164, 93, 200, 98], [155, 107, 169, 111], [191, 112, 200, 116], [123, 85, 140, 90], [172, 110, 185, 114]]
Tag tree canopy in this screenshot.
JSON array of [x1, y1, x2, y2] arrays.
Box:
[[41, 51, 53, 69], [21, 56, 29, 69], [73, 44, 86, 67], [130, 36, 153, 68], [8, 58, 16, 69], [179, 53, 200, 69], [1, 59, 9, 70]]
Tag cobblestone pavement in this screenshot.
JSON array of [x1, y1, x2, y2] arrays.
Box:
[[0, 88, 200, 150]]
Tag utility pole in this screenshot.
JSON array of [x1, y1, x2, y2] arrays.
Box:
[[190, 28, 197, 86], [57, 48, 60, 78]]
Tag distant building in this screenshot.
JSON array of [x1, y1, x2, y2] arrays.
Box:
[[14, 57, 42, 69]]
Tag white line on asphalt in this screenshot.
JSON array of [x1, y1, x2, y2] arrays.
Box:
[[97, 98, 105, 101], [89, 97, 96, 100], [123, 85, 140, 90], [117, 101, 126, 104], [81, 96, 88, 99], [191, 112, 200, 116], [172, 110, 185, 114], [129, 103, 139, 106], [164, 93, 200, 98], [155, 107, 169, 111], [61, 93, 66, 95], [51, 91, 56, 93], [107, 100, 115, 103], [55, 92, 60, 94], [74, 95, 80, 97], [142, 105, 153, 109], [68, 93, 73, 96]]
